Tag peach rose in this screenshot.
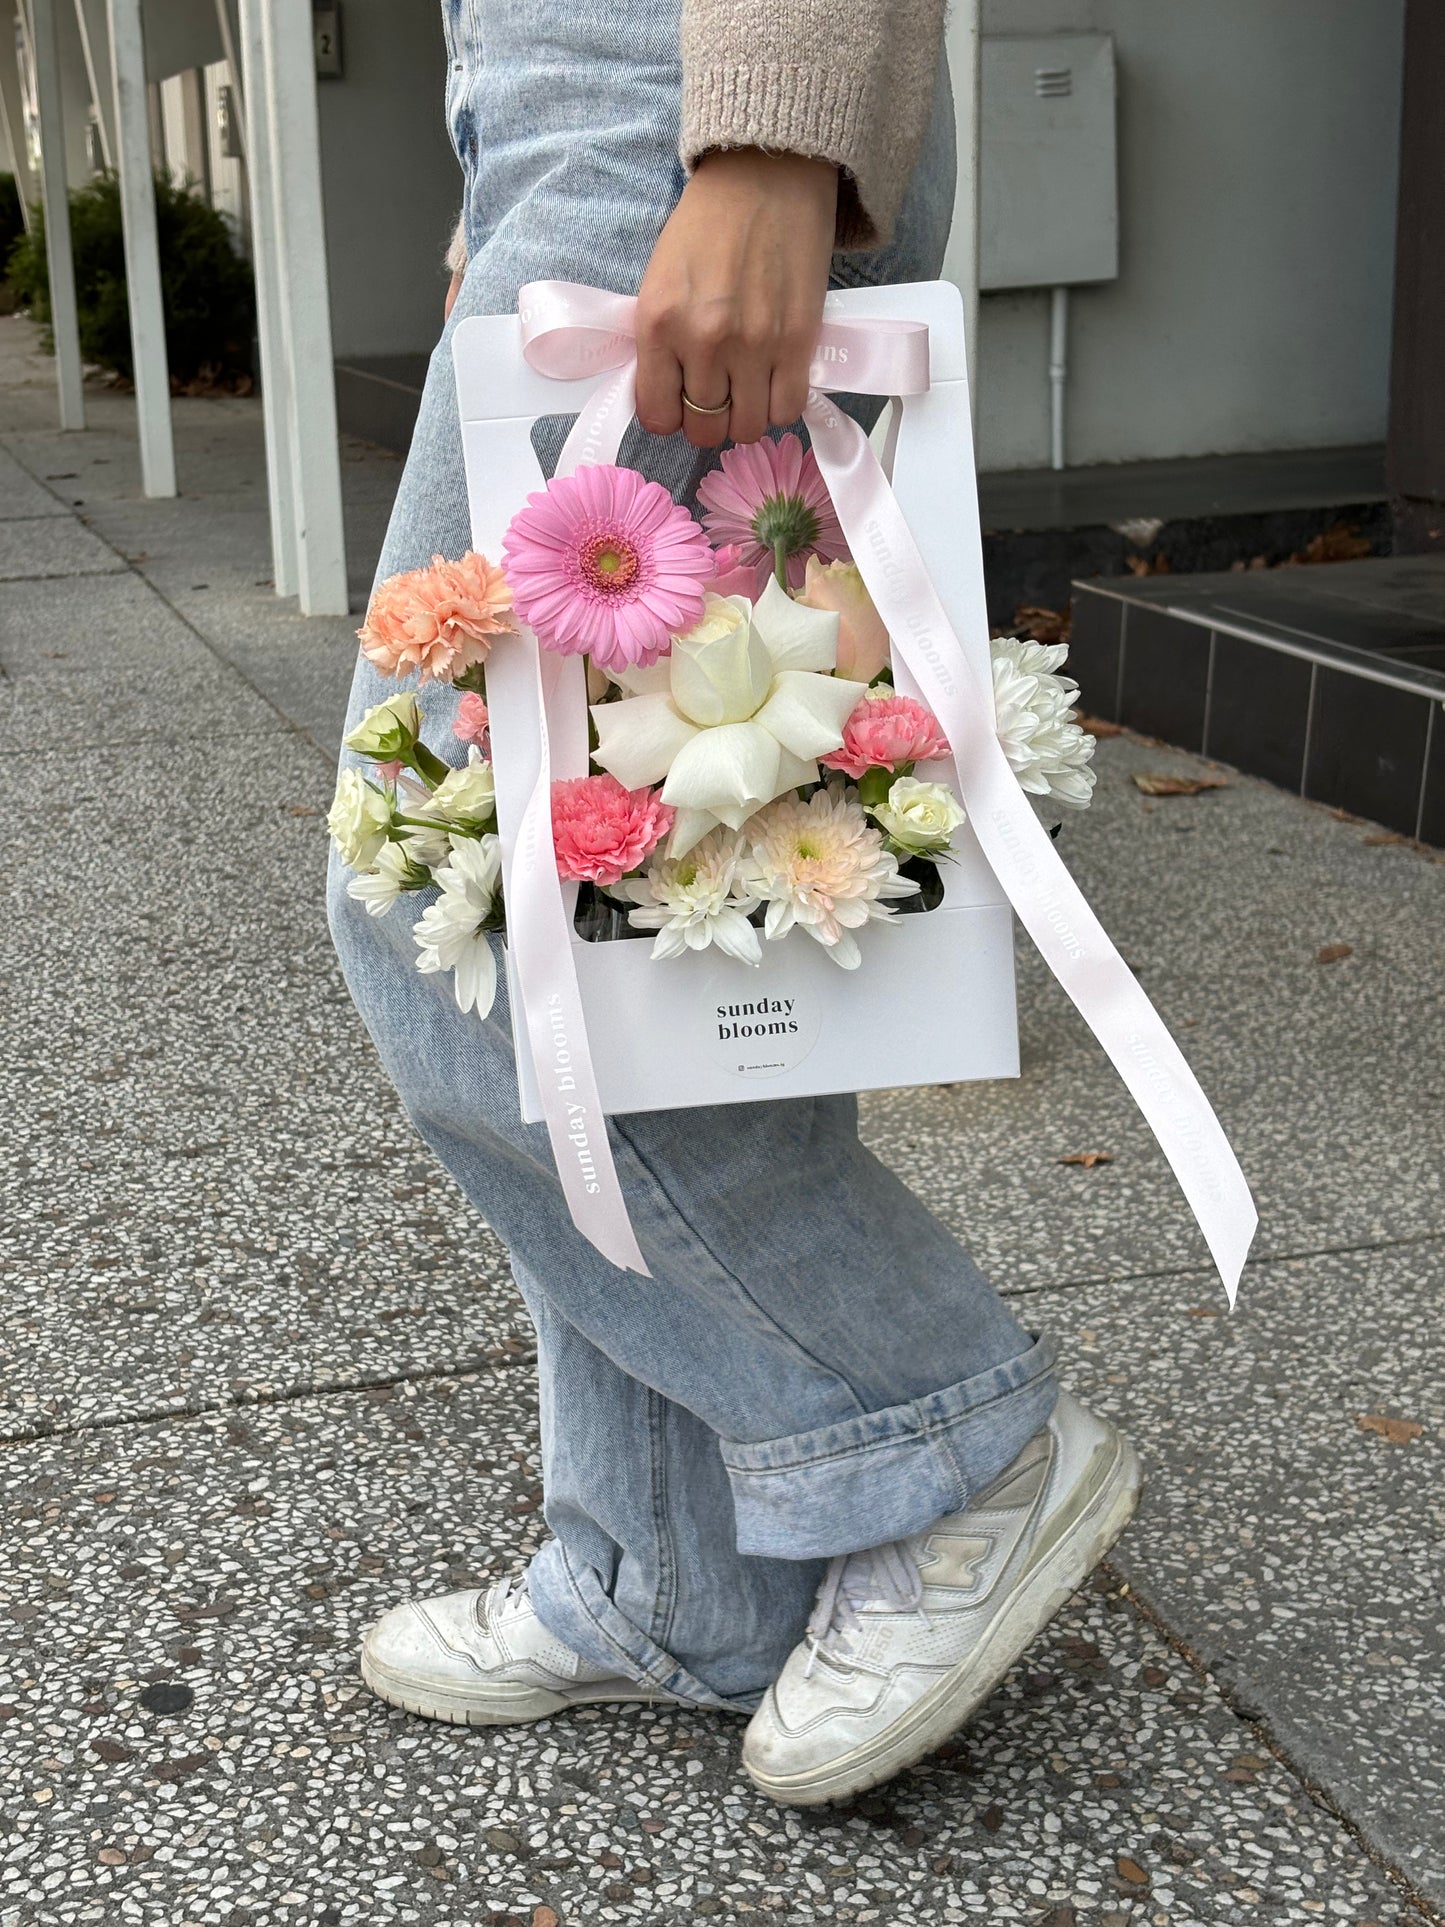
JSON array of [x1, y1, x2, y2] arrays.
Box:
[[796, 556, 890, 682]]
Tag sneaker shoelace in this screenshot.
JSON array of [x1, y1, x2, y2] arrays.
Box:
[[478, 1570, 528, 1631], [802, 1538, 928, 1677]]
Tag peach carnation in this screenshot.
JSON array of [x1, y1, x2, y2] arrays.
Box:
[[358, 551, 512, 685], [820, 693, 951, 780], [551, 774, 674, 887]]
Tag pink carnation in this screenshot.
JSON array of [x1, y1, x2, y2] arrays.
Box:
[[358, 551, 513, 684], [551, 774, 674, 886], [453, 692, 490, 748], [820, 694, 952, 779]]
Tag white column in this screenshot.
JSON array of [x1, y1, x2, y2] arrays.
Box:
[[942, 0, 982, 415], [0, 9, 38, 230], [253, 0, 348, 616], [236, 0, 296, 597], [107, 0, 175, 496], [71, 0, 114, 167], [31, 0, 84, 429]]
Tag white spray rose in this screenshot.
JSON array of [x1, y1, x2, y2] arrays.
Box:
[[327, 767, 393, 868], [343, 691, 422, 760], [871, 776, 966, 853], [426, 747, 496, 828]]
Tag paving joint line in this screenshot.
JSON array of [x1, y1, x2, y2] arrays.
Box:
[[1003, 1228, 1445, 1300], [1105, 1560, 1443, 1925], [0, 1348, 536, 1450]]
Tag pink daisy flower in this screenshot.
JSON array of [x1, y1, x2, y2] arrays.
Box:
[[551, 774, 675, 887], [696, 433, 849, 592], [502, 465, 714, 674], [820, 694, 952, 780]]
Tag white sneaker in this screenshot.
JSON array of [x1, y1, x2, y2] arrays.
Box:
[[360, 1573, 670, 1725], [743, 1389, 1141, 1805]]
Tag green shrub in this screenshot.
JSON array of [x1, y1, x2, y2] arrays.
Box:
[[0, 173, 23, 280], [6, 171, 254, 385]]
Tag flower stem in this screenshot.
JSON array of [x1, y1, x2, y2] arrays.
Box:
[[773, 538, 788, 593], [406, 741, 450, 788]]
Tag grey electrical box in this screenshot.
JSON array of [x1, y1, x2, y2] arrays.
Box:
[[314, 4, 342, 78], [979, 33, 1118, 292]]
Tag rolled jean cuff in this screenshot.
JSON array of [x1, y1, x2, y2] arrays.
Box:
[[720, 1331, 1060, 1560]]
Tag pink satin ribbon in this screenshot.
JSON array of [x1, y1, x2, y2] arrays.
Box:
[[506, 280, 1257, 1300]]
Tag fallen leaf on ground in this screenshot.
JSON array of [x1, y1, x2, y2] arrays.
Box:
[[1316, 942, 1353, 965], [533, 1909, 560, 1927], [1184, 1307, 1219, 1318], [1362, 832, 1407, 847], [1356, 1413, 1424, 1444], [1288, 523, 1372, 566], [1012, 603, 1070, 643], [1060, 1151, 1114, 1168], [1077, 713, 1124, 737], [1132, 772, 1230, 796], [1116, 1856, 1150, 1886]]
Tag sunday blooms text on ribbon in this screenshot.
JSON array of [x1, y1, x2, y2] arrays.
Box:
[[498, 279, 1258, 1300]]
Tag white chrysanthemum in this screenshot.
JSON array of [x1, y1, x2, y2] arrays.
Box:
[[346, 838, 430, 918], [327, 766, 393, 868], [614, 829, 763, 965], [744, 780, 918, 970], [990, 635, 1098, 810], [413, 834, 502, 1017]]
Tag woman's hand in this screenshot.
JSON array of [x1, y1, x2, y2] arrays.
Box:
[[635, 149, 838, 449]]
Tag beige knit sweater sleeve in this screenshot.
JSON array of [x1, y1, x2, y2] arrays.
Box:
[[680, 0, 947, 249]]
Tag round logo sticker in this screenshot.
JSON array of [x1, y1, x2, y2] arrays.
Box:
[[708, 989, 822, 1079]]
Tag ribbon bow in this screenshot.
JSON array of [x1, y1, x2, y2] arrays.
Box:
[[492, 280, 1257, 1300]]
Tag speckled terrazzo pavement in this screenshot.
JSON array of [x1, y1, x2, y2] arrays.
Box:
[[2, 319, 1441, 1925]]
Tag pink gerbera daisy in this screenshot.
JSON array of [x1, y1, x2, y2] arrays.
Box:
[[501, 465, 714, 674], [696, 433, 849, 592]]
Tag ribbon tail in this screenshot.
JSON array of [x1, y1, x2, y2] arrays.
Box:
[[805, 395, 1257, 1304], [506, 630, 651, 1276]]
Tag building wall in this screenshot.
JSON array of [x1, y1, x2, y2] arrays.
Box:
[[314, 0, 464, 361], [966, 0, 1405, 470]]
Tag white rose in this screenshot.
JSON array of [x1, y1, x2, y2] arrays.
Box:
[[668, 594, 773, 727], [327, 767, 393, 868], [343, 692, 421, 760], [871, 776, 966, 852], [427, 750, 496, 827]]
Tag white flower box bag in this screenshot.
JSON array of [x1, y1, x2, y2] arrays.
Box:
[[452, 281, 1018, 1124], [450, 279, 1254, 1293]]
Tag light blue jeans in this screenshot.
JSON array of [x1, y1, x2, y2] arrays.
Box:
[[328, 0, 1058, 1712]]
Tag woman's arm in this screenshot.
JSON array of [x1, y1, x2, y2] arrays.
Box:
[[638, 0, 945, 447]]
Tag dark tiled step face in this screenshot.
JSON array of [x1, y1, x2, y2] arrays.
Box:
[[1069, 586, 1443, 841]]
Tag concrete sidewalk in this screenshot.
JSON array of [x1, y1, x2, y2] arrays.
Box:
[[1, 314, 1441, 1927]]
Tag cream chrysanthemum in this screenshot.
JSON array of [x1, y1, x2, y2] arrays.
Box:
[[614, 828, 763, 965], [412, 834, 503, 1017], [745, 781, 918, 970], [990, 636, 1097, 810]]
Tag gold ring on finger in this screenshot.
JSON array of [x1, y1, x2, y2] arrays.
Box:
[[681, 387, 732, 416]]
